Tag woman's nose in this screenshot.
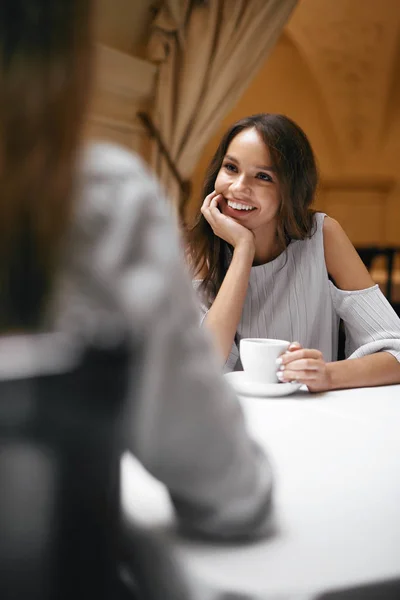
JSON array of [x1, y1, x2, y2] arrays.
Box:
[[231, 174, 250, 193]]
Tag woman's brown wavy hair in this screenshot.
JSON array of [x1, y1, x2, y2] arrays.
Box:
[[0, 0, 93, 331], [186, 113, 319, 303]]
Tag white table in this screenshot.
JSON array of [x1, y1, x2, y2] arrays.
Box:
[[122, 384, 400, 600]]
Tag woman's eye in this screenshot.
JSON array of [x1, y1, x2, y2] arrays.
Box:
[[223, 163, 237, 173], [257, 172, 273, 182]]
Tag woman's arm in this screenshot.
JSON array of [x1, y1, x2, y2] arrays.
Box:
[[204, 241, 254, 361], [198, 192, 255, 361], [324, 216, 400, 389], [323, 216, 375, 290], [327, 350, 400, 390], [279, 216, 400, 391]]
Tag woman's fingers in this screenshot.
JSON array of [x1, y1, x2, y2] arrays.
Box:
[[277, 369, 319, 382], [276, 346, 330, 393], [278, 348, 323, 366], [203, 195, 226, 232], [201, 193, 222, 222], [209, 195, 224, 217], [210, 195, 220, 207], [201, 190, 218, 211], [279, 358, 320, 372], [288, 341, 302, 351], [209, 197, 219, 212], [201, 194, 217, 226], [277, 347, 324, 383]]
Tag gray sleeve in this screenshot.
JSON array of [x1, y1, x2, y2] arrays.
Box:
[[52, 145, 273, 539], [191, 281, 240, 373], [101, 158, 273, 539], [329, 282, 400, 361]]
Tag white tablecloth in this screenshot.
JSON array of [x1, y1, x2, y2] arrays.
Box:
[[122, 384, 400, 600]]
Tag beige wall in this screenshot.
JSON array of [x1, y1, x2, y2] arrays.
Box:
[[86, 0, 157, 155], [190, 0, 400, 249]]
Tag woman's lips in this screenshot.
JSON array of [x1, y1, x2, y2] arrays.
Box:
[[222, 197, 257, 216]]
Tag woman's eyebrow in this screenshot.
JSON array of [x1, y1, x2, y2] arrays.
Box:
[[225, 154, 275, 172], [255, 164, 275, 172]]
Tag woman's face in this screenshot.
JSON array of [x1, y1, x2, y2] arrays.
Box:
[[214, 128, 280, 234]]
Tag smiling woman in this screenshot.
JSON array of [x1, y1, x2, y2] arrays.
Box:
[[186, 113, 400, 392], [188, 114, 317, 294]]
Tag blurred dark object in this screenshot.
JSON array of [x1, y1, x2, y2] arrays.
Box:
[[355, 246, 400, 306], [0, 335, 192, 600], [337, 320, 346, 361], [0, 337, 131, 600], [120, 521, 191, 600]]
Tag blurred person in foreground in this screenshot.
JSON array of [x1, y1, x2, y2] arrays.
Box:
[[0, 0, 272, 547]]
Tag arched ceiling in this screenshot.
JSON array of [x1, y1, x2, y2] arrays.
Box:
[[287, 0, 400, 174], [94, 0, 400, 179]]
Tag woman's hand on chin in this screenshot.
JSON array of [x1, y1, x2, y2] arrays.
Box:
[[276, 342, 333, 393], [201, 191, 255, 251]]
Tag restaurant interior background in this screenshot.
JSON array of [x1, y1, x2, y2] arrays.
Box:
[[88, 0, 400, 307]]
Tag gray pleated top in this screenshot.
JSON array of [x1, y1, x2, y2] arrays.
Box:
[[193, 213, 400, 372]]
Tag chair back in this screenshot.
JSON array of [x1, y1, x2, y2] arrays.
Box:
[[356, 246, 398, 304], [0, 334, 130, 600]]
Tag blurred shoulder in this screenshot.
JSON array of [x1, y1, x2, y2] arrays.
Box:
[[80, 141, 150, 179], [73, 141, 167, 226]]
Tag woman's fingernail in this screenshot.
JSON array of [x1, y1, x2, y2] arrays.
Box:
[[276, 357, 282, 366], [277, 371, 284, 381]]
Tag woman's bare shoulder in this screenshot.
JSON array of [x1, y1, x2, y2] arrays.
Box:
[[323, 216, 374, 290]]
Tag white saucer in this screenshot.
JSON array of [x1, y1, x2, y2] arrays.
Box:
[[225, 371, 303, 398]]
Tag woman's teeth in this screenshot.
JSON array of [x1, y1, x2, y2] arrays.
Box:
[[227, 200, 256, 211]]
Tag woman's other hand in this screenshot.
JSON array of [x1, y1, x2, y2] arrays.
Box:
[[276, 342, 333, 393]]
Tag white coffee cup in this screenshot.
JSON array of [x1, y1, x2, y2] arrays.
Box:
[[240, 338, 290, 383]]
